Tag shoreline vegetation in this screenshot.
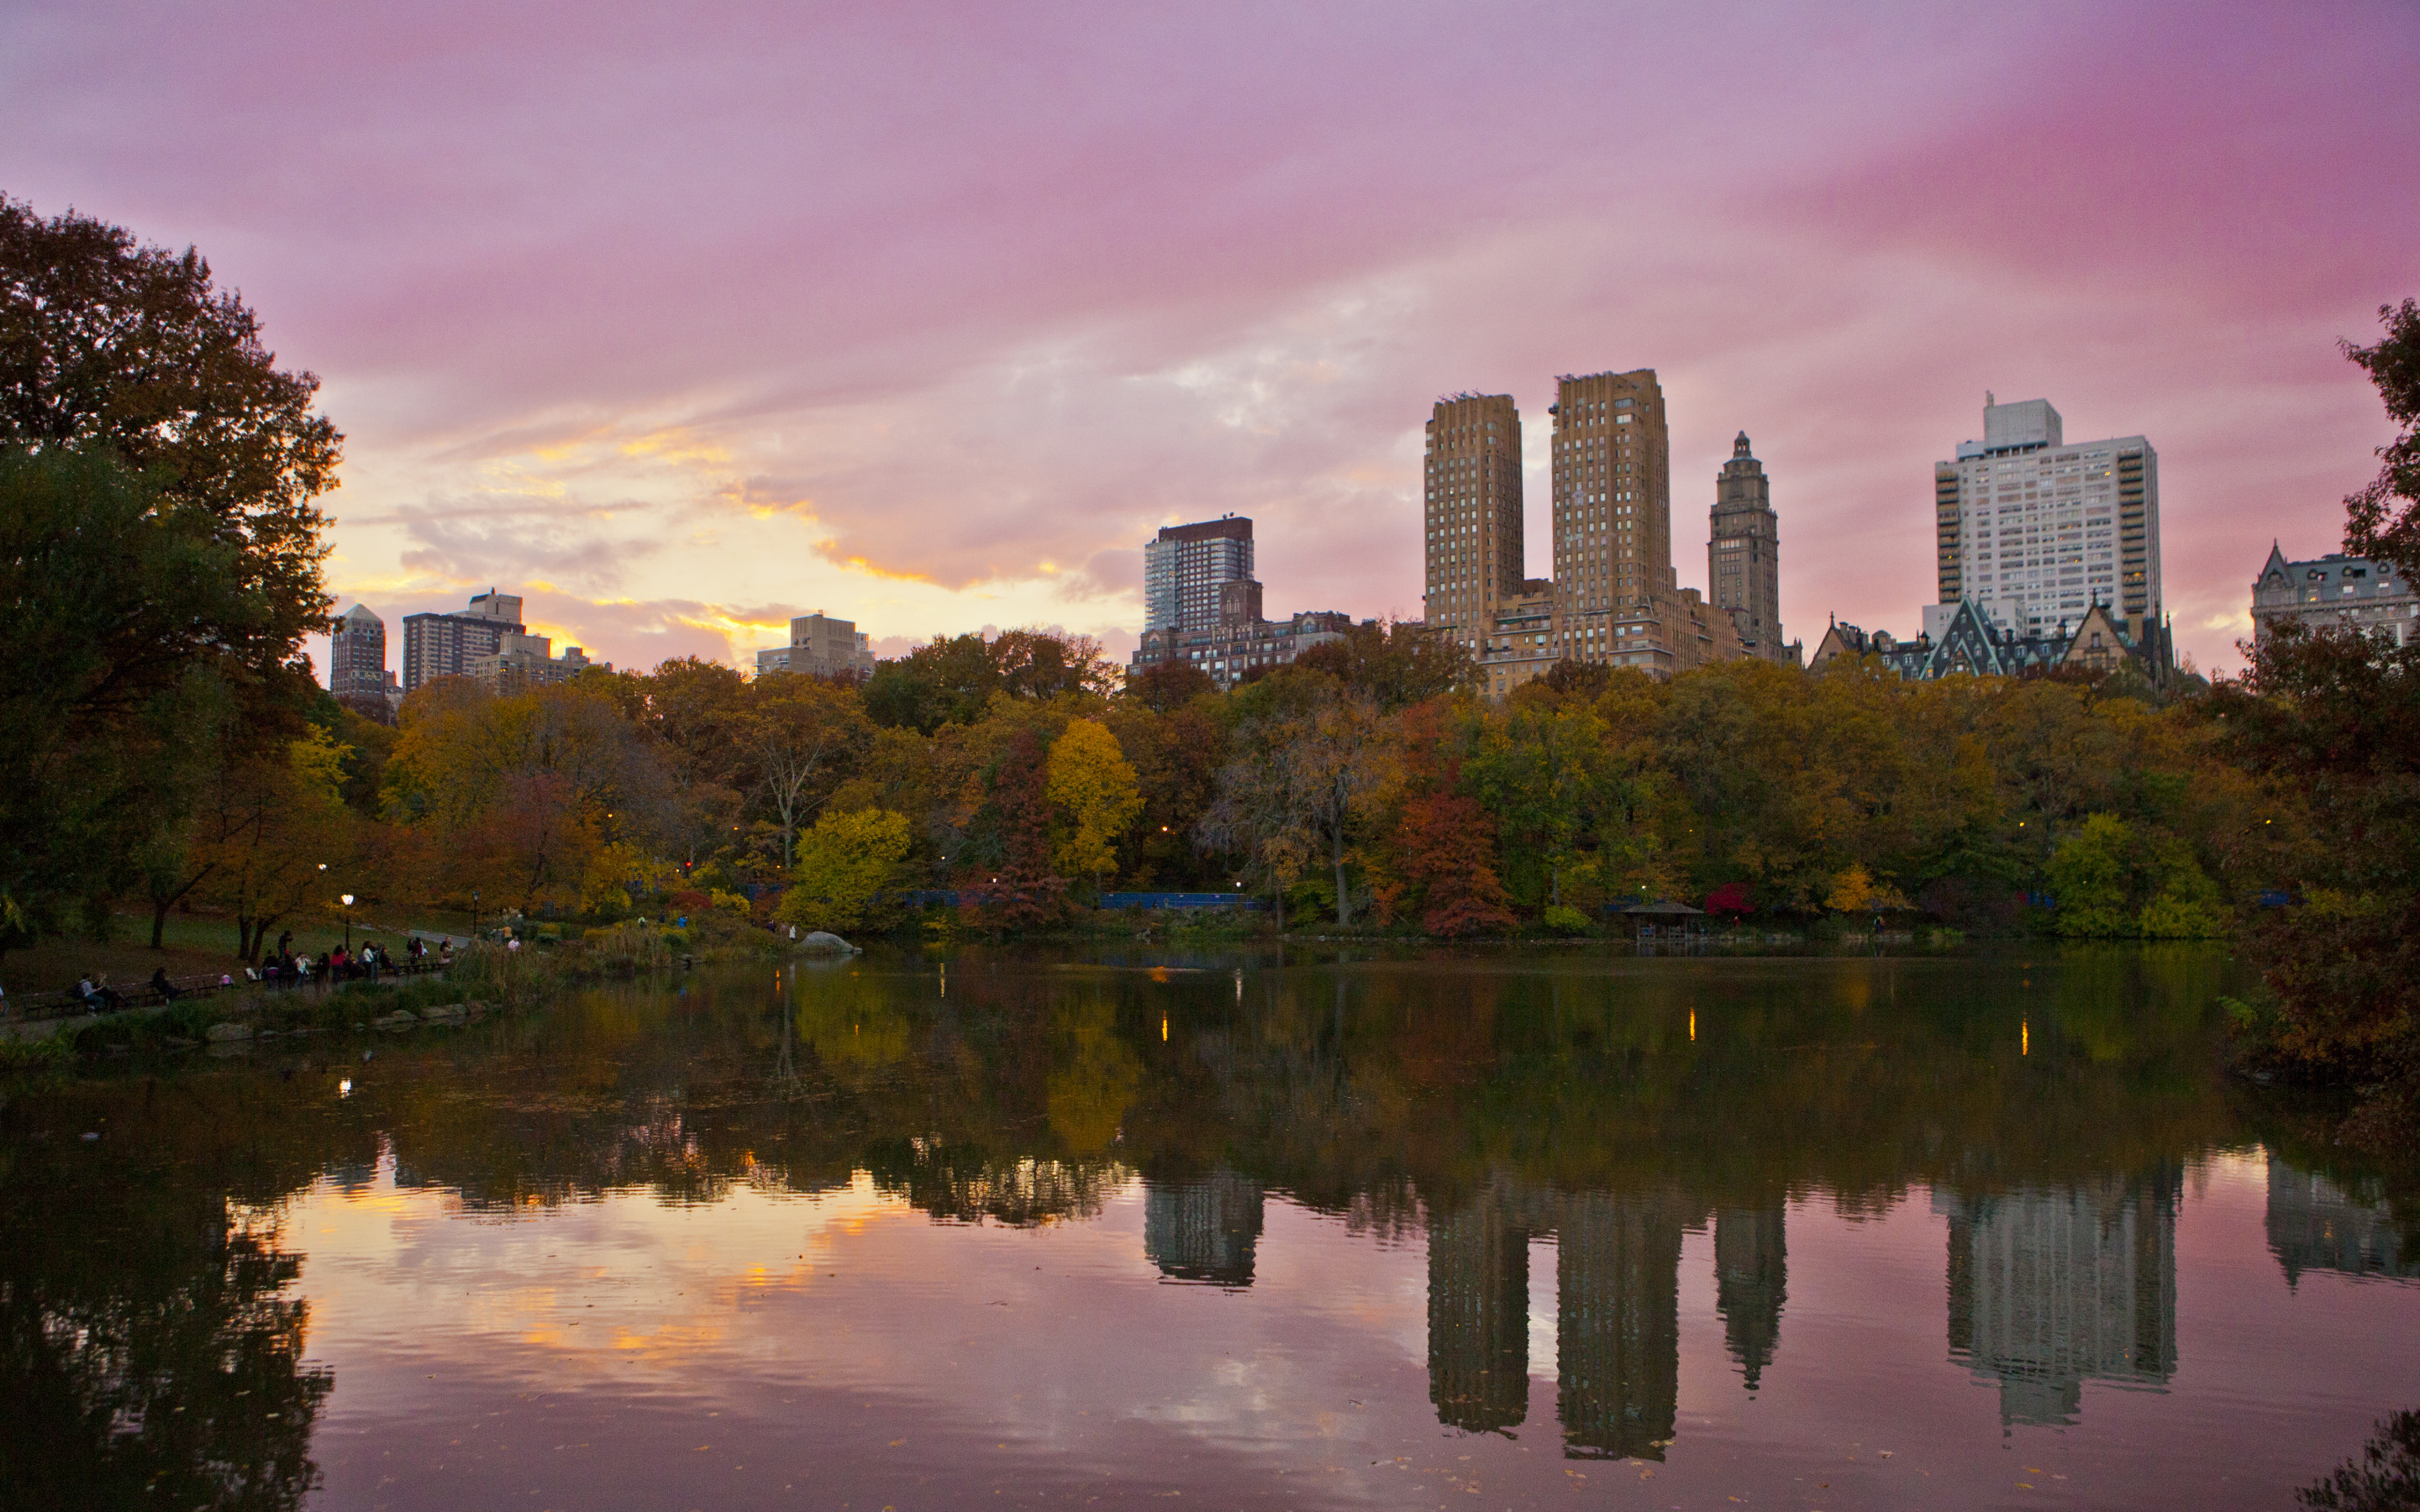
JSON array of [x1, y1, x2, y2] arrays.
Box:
[[3, 209, 2417, 1138]]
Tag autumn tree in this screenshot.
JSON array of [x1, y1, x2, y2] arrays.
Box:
[[1290, 618, 1473, 711], [1122, 659, 1216, 712], [194, 726, 356, 960], [1044, 717, 1143, 896], [1392, 790, 1518, 936], [1101, 697, 1225, 889], [742, 674, 871, 869], [383, 680, 673, 916], [1202, 671, 1386, 927], [1359, 698, 1518, 935], [777, 809, 913, 933], [957, 727, 1068, 927]]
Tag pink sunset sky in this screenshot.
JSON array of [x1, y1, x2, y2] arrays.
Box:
[[6, 2, 2415, 675]]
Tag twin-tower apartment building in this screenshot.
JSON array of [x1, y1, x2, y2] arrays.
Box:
[[1423, 370, 1794, 695]]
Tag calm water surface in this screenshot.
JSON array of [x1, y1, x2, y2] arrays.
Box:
[[6, 945, 2418, 1511]]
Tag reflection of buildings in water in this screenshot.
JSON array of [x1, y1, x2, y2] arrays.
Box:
[[1714, 1206, 1786, 1390], [1426, 1197, 1531, 1431], [1936, 1172, 2178, 1426], [1556, 1193, 1685, 1460], [1144, 1169, 1266, 1287], [2265, 1155, 2419, 1286]]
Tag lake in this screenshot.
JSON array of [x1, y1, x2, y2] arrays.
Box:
[[5, 944, 2416, 1510]]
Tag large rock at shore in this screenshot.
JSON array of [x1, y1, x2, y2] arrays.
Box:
[[420, 1003, 468, 1024], [797, 931, 860, 955], [204, 1022, 251, 1042], [373, 1010, 419, 1031]]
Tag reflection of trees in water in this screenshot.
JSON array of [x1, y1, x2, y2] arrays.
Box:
[[13, 942, 2407, 1487], [1, 1079, 343, 1510], [864, 1137, 1129, 1227]]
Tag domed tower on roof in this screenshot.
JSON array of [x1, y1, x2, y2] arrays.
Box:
[[1709, 433, 1791, 664]]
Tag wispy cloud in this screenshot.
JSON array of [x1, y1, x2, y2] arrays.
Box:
[[6, 1, 2412, 678]]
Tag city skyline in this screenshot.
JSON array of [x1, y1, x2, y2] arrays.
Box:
[[9, 5, 2410, 684]]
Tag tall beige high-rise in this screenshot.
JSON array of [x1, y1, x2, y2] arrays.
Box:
[[1419, 368, 1747, 695], [1551, 370, 1673, 617], [1423, 394, 1524, 648]]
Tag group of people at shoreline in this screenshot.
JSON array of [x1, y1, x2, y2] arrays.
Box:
[[258, 933, 448, 989], [41, 934, 457, 1015]]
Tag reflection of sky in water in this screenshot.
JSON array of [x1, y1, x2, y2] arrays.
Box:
[[283, 1147, 2420, 1511], [14, 949, 2420, 1509]]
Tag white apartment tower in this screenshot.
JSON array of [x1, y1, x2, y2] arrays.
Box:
[[1935, 396, 2161, 643], [1144, 517, 1255, 633]]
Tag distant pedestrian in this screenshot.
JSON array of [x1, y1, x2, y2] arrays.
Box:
[[276, 929, 292, 958], [439, 940, 455, 966]]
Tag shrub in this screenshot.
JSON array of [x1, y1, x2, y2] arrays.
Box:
[[1542, 903, 1591, 934]]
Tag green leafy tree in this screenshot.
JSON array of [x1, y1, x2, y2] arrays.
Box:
[[2045, 814, 2137, 938], [1, 197, 340, 667], [2344, 298, 2420, 578], [0, 448, 282, 949], [777, 809, 913, 933], [864, 629, 1112, 733]]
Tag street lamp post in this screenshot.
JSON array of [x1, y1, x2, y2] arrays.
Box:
[[471, 889, 481, 942], [340, 894, 355, 950]]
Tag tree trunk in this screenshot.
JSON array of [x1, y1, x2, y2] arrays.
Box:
[[1334, 823, 1350, 928], [151, 895, 172, 949]]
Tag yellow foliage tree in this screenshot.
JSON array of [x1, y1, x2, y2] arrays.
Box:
[[1044, 717, 1142, 894], [1823, 863, 1908, 915], [777, 808, 913, 933]]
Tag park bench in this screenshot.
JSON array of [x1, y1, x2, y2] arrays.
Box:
[[4, 970, 245, 1022]]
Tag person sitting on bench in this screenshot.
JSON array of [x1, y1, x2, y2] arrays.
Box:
[[150, 967, 182, 1002], [75, 974, 124, 1011]]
